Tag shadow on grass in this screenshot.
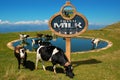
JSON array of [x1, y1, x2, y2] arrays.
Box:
[[25, 60, 35, 71], [72, 59, 102, 68], [46, 66, 64, 73]]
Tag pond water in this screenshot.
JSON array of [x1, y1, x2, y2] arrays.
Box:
[[12, 37, 108, 53]]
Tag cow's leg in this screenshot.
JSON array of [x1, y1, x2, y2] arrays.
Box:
[[36, 57, 46, 71], [35, 56, 39, 70], [35, 59, 46, 71], [36, 51, 41, 70], [36, 47, 46, 71], [91, 43, 95, 49], [95, 43, 98, 48], [23, 57, 27, 68], [41, 59, 46, 71], [32, 43, 34, 51], [36, 53, 46, 71], [17, 58, 21, 69], [53, 65, 56, 74]]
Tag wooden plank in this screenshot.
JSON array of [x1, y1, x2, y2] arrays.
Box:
[[65, 37, 71, 62]]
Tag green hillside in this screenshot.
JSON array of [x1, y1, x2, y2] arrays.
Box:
[[0, 22, 120, 80]]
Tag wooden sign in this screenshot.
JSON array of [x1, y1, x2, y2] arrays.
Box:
[[49, 1, 88, 38], [49, 1, 88, 61]]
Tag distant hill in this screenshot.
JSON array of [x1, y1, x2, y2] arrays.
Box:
[[103, 22, 120, 30]]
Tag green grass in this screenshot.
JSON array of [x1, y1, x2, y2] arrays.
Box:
[[0, 22, 120, 80]]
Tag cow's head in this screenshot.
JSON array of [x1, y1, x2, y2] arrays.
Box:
[[64, 64, 74, 78], [26, 35, 29, 38]]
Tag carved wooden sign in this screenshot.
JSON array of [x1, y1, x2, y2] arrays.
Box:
[[49, 1, 88, 37]]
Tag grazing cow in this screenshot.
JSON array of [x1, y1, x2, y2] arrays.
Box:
[[44, 34, 53, 41], [36, 45, 74, 78], [19, 34, 29, 40], [91, 38, 101, 48], [14, 46, 27, 69], [31, 39, 41, 48]]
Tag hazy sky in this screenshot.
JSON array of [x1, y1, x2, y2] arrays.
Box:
[[0, 0, 120, 25]]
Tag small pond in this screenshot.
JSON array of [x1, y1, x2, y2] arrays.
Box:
[[12, 37, 108, 53]]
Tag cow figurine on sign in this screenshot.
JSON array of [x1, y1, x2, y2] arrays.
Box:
[[14, 45, 27, 69], [36, 42, 74, 78]]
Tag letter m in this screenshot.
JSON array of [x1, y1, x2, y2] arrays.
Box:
[[54, 23, 62, 28]]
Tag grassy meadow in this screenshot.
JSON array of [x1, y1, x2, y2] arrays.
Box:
[[0, 22, 120, 80]]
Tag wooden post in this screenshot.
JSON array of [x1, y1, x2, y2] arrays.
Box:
[[65, 37, 71, 62]]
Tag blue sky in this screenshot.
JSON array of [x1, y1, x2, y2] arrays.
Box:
[[0, 0, 120, 25]]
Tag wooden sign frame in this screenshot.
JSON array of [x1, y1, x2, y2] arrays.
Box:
[[49, 1, 88, 38], [49, 12, 88, 38]]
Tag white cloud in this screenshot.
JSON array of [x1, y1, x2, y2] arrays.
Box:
[[44, 20, 48, 23], [0, 19, 10, 24], [0, 19, 48, 25], [14, 20, 48, 25]]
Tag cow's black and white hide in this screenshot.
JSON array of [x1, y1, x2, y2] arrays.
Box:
[[36, 45, 74, 78], [91, 38, 101, 49], [14, 46, 27, 69]]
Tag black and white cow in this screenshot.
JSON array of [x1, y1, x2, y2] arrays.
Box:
[[19, 34, 29, 40], [31, 39, 41, 47], [44, 34, 52, 39], [14, 46, 27, 69], [91, 38, 101, 48], [36, 45, 74, 78]]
